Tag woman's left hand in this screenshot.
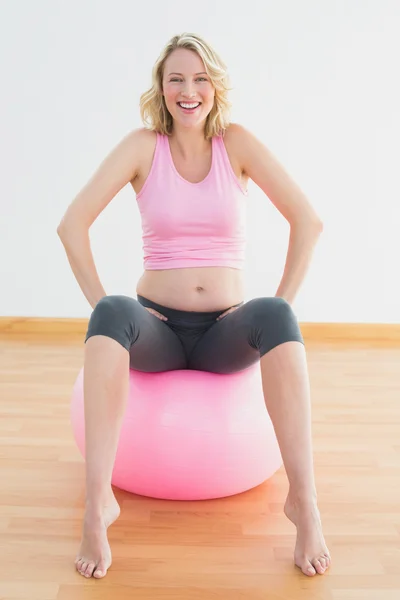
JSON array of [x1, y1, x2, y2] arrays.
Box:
[[216, 305, 241, 321]]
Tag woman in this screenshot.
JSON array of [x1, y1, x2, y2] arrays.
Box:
[[57, 32, 330, 580]]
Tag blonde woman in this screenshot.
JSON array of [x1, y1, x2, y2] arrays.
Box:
[[58, 32, 330, 580]]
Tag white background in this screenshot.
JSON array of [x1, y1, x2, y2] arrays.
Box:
[[1, 0, 399, 323]]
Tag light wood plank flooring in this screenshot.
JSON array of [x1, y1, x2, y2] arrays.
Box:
[[0, 335, 399, 600]]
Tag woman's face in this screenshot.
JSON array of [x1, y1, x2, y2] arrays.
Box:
[[162, 48, 215, 128]]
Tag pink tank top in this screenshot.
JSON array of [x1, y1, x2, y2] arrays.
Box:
[[136, 131, 248, 270]]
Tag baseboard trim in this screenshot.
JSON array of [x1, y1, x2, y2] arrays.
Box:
[[0, 317, 399, 343], [300, 322, 400, 343], [0, 317, 88, 335]]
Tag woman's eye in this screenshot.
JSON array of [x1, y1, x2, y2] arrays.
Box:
[[170, 78, 207, 82]]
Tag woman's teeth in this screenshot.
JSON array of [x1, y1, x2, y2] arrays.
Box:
[[178, 102, 200, 111]]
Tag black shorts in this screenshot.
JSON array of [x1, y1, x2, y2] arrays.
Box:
[[84, 294, 304, 374]]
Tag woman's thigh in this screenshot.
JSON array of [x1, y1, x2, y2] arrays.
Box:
[[85, 295, 187, 372], [187, 297, 304, 374], [128, 303, 187, 372]]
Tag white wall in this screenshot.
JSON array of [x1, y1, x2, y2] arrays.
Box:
[[1, 0, 399, 323]]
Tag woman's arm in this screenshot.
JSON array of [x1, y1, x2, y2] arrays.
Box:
[[57, 226, 107, 310], [57, 128, 146, 309], [274, 221, 323, 305], [232, 123, 324, 304]]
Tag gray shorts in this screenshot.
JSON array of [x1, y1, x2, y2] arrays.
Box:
[[85, 294, 304, 374]]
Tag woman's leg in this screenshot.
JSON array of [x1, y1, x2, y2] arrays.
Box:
[[259, 340, 330, 577], [75, 295, 186, 579], [188, 297, 331, 577], [75, 334, 128, 579]]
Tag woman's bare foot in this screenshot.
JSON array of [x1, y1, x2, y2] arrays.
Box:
[[284, 494, 331, 576], [75, 490, 120, 579]]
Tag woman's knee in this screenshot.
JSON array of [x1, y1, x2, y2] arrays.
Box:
[[246, 296, 304, 355], [85, 295, 140, 351], [247, 296, 295, 322]]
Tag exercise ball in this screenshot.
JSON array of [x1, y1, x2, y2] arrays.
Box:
[[71, 364, 282, 500]]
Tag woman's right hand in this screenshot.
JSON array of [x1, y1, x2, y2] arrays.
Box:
[[144, 307, 168, 321]]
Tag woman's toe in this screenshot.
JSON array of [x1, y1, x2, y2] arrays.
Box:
[[93, 560, 107, 578], [84, 562, 96, 577], [303, 560, 316, 576], [75, 558, 83, 571], [312, 558, 326, 574], [323, 552, 331, 567]]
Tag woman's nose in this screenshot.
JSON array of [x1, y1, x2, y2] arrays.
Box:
[[182, 88, 195, 98]]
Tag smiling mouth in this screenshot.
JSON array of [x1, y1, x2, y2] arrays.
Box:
[[177, 102, 201, 111]]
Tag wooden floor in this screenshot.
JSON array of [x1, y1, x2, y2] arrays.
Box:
[[0, 335, 399, 600]]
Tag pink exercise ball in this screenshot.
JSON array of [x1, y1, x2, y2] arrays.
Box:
[[71, 364, 282, 500]]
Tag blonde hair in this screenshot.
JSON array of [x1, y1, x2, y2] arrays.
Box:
[[139, 33, 233, 140]]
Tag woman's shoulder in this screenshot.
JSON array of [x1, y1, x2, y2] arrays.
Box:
[[221, 123, 249, 177], [221, 122, 247, 154], [134, 127, 158, 145], [132, 128, 158, 182], [222, 122, 246, 144]]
